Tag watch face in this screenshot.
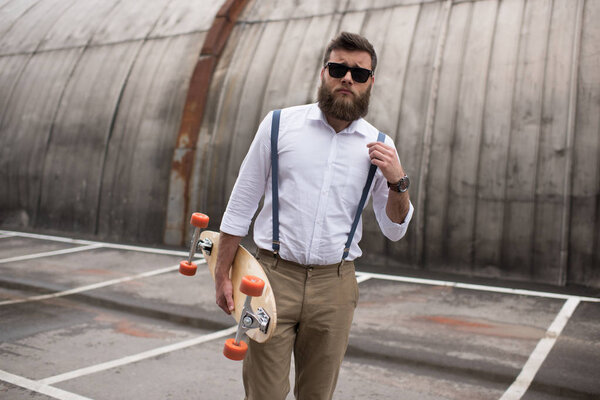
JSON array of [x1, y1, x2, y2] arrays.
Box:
[[399, 175, 410, 191]]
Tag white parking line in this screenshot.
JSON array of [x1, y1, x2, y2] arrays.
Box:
[[0, 325, 237, 399], [0, 369, 93, 400], [356, 274, 372, 284], [0, 243, 104, 264], [39, 326, 238, 385], [0, 230, 95, 245], [0, 230, 192, 257], [355, 272, 600, 303], [0, 260, 205, 306], [500, 297, 581, 400], [94, 242, 192, 257]]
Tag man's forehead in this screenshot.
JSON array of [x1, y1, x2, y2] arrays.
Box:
[[327, 49, 372, 69]]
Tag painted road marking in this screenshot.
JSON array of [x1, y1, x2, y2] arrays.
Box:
[[39, 326, 238, 385], [356, 274, 372, 284], [90, 242, 191, 257], [355, 272, 600, 303], [0, 230, 96, 245], [500, 297, 581, 400], [0, 260, 205, 306], [0, 326, 237, 399], [0, 230, 191, 257], [0, 243, 104, 264], [0, 369, 93, 400]]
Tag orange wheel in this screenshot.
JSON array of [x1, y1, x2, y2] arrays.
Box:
[[239, 275, 264, 297], [223, 338, 247, 360], [179, 261, 197, 276], [190, 213, 209, 228]]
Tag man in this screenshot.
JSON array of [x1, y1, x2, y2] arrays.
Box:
[[215, 32, 413, 400]]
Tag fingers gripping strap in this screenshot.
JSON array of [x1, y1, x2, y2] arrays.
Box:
[[271, 110, 282, 254], [343, 131, 386, 259]]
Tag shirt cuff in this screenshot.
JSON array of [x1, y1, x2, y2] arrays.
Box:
[[380, 201, 414, 241], [219, 212, 251, 237]]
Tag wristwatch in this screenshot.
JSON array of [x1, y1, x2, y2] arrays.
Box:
[[387, 175, 410, 193]]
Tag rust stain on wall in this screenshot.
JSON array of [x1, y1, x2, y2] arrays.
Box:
[[170, 0, 249, 243]]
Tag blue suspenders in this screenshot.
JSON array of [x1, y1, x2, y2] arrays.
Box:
[[271, 109, 282, 254], [343, 130, 385, 259], [270, 109, 385, 260]]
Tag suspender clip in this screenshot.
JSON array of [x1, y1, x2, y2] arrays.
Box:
[[272, 240, 280, 256]]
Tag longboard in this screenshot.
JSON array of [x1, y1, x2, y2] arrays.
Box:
[[179, 213, 277, 360]]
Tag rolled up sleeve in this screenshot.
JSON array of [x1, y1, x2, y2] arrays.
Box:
[[374, 196, 414, 241]]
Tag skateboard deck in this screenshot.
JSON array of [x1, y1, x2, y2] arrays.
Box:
[[199, 230, 277, 343]]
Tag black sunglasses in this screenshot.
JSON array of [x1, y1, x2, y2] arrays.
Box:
[[325, 62, 373, 83]]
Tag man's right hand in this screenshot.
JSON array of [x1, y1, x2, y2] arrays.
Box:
[[214, 231, 243, 315], [215, 273, 235, 314]]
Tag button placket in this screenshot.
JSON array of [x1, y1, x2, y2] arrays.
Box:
[[308, 134, 338, 262]]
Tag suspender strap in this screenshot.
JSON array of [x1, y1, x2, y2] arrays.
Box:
[[343, 131, 386, 260], [271, 110, 282, 254]]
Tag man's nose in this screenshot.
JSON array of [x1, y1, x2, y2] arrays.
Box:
[[341, 70, 353, 84]]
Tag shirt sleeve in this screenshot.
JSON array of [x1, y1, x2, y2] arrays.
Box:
[[370, 136, 414, 241], [219, 111, 273, 237]]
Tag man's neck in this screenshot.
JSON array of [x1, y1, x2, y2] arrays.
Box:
[[324, 114, 352, 133]]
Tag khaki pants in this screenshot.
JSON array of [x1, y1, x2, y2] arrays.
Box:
[[243, 250, 359, 400]]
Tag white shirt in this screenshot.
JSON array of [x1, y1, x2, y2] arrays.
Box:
[[220, 103, 414, 265]]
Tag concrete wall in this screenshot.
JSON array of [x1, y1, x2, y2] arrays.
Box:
[[0, 0, 224, 242]]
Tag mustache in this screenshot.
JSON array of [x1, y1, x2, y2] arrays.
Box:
[[335, 86, 356, 95]]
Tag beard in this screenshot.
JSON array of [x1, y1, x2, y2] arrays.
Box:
[[317, 80, 371, 122]]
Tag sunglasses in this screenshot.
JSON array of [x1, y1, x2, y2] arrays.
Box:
[[325, 62, 373, 83]]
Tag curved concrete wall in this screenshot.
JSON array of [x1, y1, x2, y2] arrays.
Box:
[[1, 0, 598, 288], [0, 0, 224, 242]]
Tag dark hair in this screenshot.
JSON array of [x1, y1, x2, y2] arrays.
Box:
[[323, 32, 377, 72]]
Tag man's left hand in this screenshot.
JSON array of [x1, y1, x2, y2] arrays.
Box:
[[367, 141, 404, 183]]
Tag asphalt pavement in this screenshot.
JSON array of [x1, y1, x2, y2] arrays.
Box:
[[0, 229, 599, 400]]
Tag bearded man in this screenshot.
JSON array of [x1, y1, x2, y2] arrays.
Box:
[[214, 32, 413, 400]]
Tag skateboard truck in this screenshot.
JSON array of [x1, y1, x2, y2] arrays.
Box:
[[237, 303, 270, 338], [224, 275, 267, 360], [196, 238, 213, 255]]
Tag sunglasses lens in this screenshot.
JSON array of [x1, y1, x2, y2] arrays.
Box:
[[351, 69, 370, 83], [328, 63, 348, 78]]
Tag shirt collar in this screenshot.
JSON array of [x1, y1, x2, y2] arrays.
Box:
[[308, 103, 369, 137]]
